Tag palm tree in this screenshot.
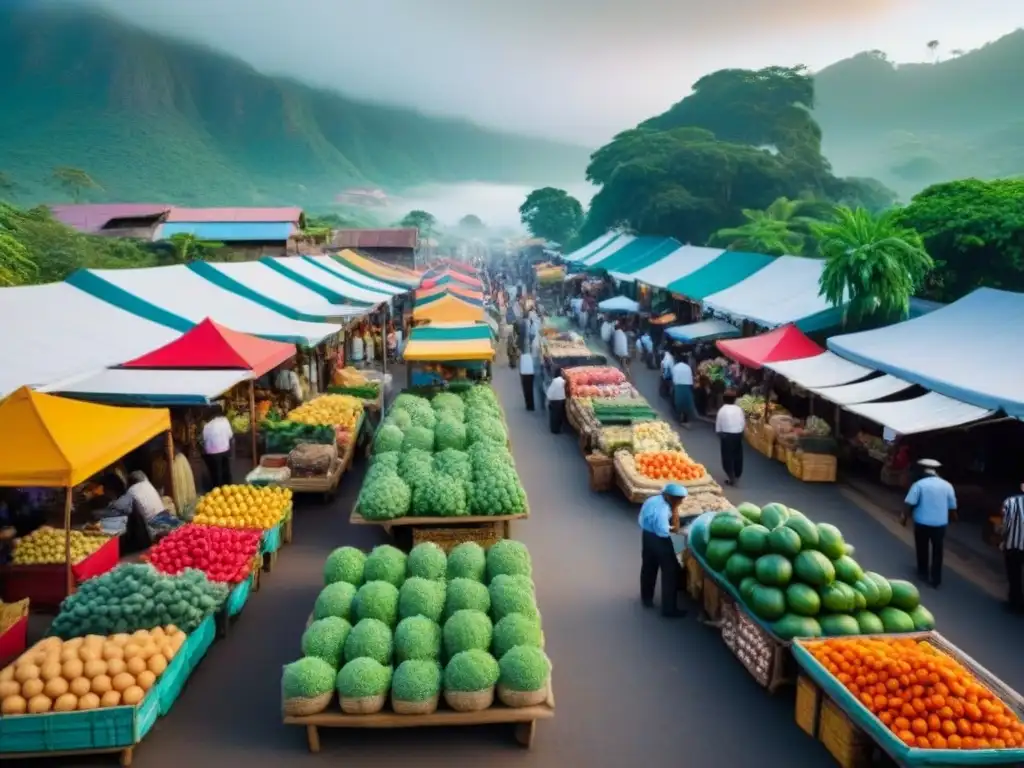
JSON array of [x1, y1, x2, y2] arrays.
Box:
[[0, 231, 37, 286], [814, 206, 933, 324], [709, 196, 830, 256]]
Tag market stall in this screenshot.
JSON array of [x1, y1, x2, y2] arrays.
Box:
[[330, 250, 422, 291], [412, 293, 486, 326], [402, 322, 495, 389], [0, 388, 171, 605]]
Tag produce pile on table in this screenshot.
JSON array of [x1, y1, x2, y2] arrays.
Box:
[[564, 366, 625, 391], [737, 395, 789, 420], [11, 527, 110, 566], [282, 541, 551, 716], [330, 366, 380, 401], [192, 484, 292, 530], [697, 357, 739, 388], [261, 420, 336, 454], [806, 637, 1024, 750], [691, 504, 935, 639], [633, 451, 708, 482], [591, 399, 657, 424], [358, 386, 527, 521], [146, 525, 261, 584], [571, 383, 637, 399], [595, 421, 683, 456], [287, 394, 364, 450], [0, 627, 187, 715]]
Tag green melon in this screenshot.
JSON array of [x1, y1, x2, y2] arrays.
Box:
[[819, 583, 856, 613], [767, 527, 803, 558], [784, 515, 820, 549], [908, 604, 935, 631], [785, 583, 821, 617], [739, 576, 759, 604], [854, 611, 885, 634], [709, 513, 747, 539], [737, 524, 771, 556], [760, 503, 790, 531], [853, 590, 867, 611], [865, 572, 893, 607], [754, 554, 793, 587], [794, 550, 836, 587], [773, 614, 822, 640], [854, 579, 881, 609], [833, 555, 864, 585], [816, 523, 846, 558], [819, 614, 862, 636], [750, 584, 787, 621], [736, 502, 762, 524], [725, 553, 756, 586], [888, 580, 921, 611], [879, 606, 915, 633], [705, 538, 738, 571]]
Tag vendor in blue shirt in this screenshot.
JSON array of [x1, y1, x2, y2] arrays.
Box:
[[638, 483, 689, 618], [901, 459, 957, 588]]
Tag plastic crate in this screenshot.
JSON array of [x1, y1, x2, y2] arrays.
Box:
[[225, 573, 254, 618]]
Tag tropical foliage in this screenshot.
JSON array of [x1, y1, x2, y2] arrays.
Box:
[[519, 187, 584, 246], [710, 197, 834, 256], [400, 211, 438, 240]]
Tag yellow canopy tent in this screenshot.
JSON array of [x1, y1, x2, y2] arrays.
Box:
[[403, 322, 495, 362], [412, 294, 485, 324], [0, 387, 171, 591]]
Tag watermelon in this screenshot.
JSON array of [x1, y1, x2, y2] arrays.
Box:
[[844, 544, 856, 557], [794, 550, 836, 587], [784, 515, 819, 549], [773, 614, 822, 640], [785, 583, 821, 617], [736, 502, 762, 524], [819, 583, 856, 613], [908, 604, 935, 631], [833, 555, 864, 585], [787, 508, 807, 520], [760, 503, 789, 531], [816, 524, 846, 558], [879, 606, 915, 633], [819, 614, 862, 636], [888, 580, 921, 611], [750, 584, 787, 621], [739, 577, 759, 603], [705, 538, 738, 571], [709, 513, 747, 539], [725, 553, 756, 586], [766, 527, 802, 558], [737, 524, 770, 556], [854, 579, 881, 609], [687, 512, 715, 556], [854, 611, 885, 634], [865, 572, 893, 607], [853, 590, 867, 611], [755, 554, 793, 587]]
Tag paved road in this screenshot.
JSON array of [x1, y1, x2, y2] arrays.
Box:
[[26, 361, 1020, 767]]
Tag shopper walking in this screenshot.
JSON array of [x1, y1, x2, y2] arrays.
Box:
[[613, 321, 630, 380], [201, 405, 234, 490], [714, 392, 745, 486], [1001, 482, 1024, 613], [519, 349, 536, 411], [638, 483, 688, 619], [672, 357, 697, 428], [901, 459, 958, 588], [546, 369, 567, 433]]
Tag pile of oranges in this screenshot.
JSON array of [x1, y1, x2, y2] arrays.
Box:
[[634, 451, 707, 482], [809, 637, 1024, 750]]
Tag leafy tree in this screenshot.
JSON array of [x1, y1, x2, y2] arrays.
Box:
[[815, 206, 933, 323], [829, 177, 899, 213], [710, 196, 831, 255], [400, 210, 437, 239], [458, 214, 485, 231], [51, 166, 102, 202], [166, 232, 224, 264], [0, 231, 36, 285], [894, 178, 1024, 301], [518, 187, 583, 246]]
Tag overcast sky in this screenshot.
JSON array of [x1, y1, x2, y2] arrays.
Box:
[[84, 0, 1022, 145]]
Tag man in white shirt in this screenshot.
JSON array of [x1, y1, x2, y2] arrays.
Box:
[[672, 359, 696, 428], [202, 405, 234, 489], [350, 332, 365, 367], [715, 392, 746, 486], [612, 323, 630, 380], [518, 350, 536, 411], [545, 369, 567, 433], [530, 330, 546, 411], [600, 317, 613, 344], [110, 471, 166, 522], [274, 363, 303, 404]]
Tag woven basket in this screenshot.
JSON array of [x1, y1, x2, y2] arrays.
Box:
[[585, 452, 614, 492], [497, 683, 548, 708], [282, 691, 333, 717], [444, 687, 494, 712], [412, 523, 504, 552], [392, 694, 439, 715], [340, 693, 387, 714], [787, 452, 837, 483]]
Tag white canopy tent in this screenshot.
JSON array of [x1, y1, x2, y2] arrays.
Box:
[[562, 231, 620, 264], [579, 235, 636, 266], [41, 368, 251, 406], [843, 391, 995, 435], [263, 257, 393, 305], [665, 319, 740, 342], [598, 295, 640, 313], [765, 351, 874, 389], [613, 245, 725, 290], [306, 256, 406, 296], [810, 374, 914, 405]]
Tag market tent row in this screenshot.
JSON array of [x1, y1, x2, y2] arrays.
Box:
[[561, 231, 623, 265], [765, 351, 876, 389], [665, 318, 740, 343], [843, 392, 995, 435], [259, 257, 391, 307], [716, 324, 823, 370], [403, 322, 495, 362], [331, 250, 421, 290], [421, 269, 484, 290], [575, 233, 637, 268], [827, 287, 1024, 419], [585, 236, 681, 275], [41, 368, 251, 406], [703, 256, 845, 332], [809, 374, 913, 406], [612, 245, 726, 289], [65, 266, 341, 347], [416, 283, 484, 306], [412, 292, 486, 324], [306, 255, 408, 297], [665, 251, 775, 301]]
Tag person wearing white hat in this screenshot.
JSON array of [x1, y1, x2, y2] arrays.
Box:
[[638, 483, 689, 618], [901, 459, 958, 588]]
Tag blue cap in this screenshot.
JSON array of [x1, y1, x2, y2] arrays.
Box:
[[663, 483, 688, 498]]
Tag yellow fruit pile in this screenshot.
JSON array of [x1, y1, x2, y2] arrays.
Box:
[[12, 527, 109, 566], [0, 628, 184, 715], [192, 484, 292, 530], [287, 394, 363, 429]]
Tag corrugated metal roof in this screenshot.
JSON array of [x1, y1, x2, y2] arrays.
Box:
[[50, 204, 171, 233], [155, 222, 296, 242], [164, 207, 303, 224], [331, 228, 418, 249]]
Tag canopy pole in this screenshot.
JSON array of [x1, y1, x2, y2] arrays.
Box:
[[381, 303, 388, 382], [165, 430, 178, 513], [63, 487, 73, 598], [249, 381, 259, 469]]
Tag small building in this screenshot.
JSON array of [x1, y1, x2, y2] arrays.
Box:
[[330, 228, 419, 269], [49, 204, 171, 239], [154, 207, 305, 259]]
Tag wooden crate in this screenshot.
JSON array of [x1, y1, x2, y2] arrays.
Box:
[[744, 422, 774, 459], [702, 573, 723, 622], [682, 549, 703, 601], [585, 452, 614, 492], [787, 452, 838, 483], [795, 675, 822, 737], [818, 697, 872, 768]]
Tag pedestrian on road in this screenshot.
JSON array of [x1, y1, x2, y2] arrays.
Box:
[[1000, 483, 1024, 612], [715, 392, 745, 485], [901, 459, 957, 588], [519, 350, 536, 411], [660, 346, 675, 399], [531, 330, 546, 411], [672, 358, 696, 428], [546, 369, 567, 433], [639, 483, 689, 618], [201, 405, 234, 490], [613, 321, 630, 380]]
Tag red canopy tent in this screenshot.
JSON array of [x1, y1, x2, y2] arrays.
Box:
[[716, 324, 823, 370], [420, 269, 483, 290]]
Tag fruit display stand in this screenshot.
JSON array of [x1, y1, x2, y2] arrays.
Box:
[[260, 506, 293, 573], [1, 534, 121, 608], [0, 614, 216, 766], [791, 634, 1024, 767], [349, 504, 527, 551], [612, 451, 724, 505], [744, 420, 775, 460]]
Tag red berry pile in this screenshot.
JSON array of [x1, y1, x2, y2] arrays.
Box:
[[147, 524, 261, 584]]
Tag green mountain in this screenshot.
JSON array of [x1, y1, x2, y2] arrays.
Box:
[[814, 31, 1024, 199], [0, 4, 590, 207]]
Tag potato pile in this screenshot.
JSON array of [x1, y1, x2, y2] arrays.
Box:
[[0, 627, 185, 715], [12, 527, 109, 565]]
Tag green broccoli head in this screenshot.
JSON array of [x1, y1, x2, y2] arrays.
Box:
[[313, 581, 358, 622], [358, 471, 412, 521], [443, 649, 499, 693], [354, 580, 400, 626], [398, 449, 434, 491], [323, 547, 366, 587], [392, 660, 442, 702], [443, 609, 493, 659], [301, 616, 352, 668], [398, 577, 446, 623], [489, 574, 539, 621], [394, 615, 442, 663], [492, 613, 543, 659], [343, 618, 393, 665], [407, 542, 447, 581], [385, 410, 413, 431], [434, 418, 467, 451], [411, 472, 468, 517], [498, 645, 551, 692], [374, 423, 404, 454], [402, 425, 435, 453], [447, 541, 487, 581], [444, 577, 491, 619], [466, 417, 507, 447], [433, 449, 472, 483], [485, 540, 532, 582], [336, 657, 392, 698], [431, 392, 466, 418], [363, 544, 408, 587], [282, 656, 337, 699]]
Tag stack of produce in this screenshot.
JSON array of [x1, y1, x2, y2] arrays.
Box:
[[330, 366, 379, 399], [287, 394, 364, 449], [192, 484, 292, 530], [282, 541, 550, 716], [571, 383, 637, 399], [146, 525, 261, 584], [261, 420, 336, 454], [596, 425, 634, 455], [49, 563, 228, 638], [631, 421, 683, 453], [697, 357, 739, 389], [691, 504, 935, 639], [805, 637, 1024, 750], [737, 395, 789, 420], [0, 628, 186, 715], [632, 451, 708, 483], [226, 407, 251, 436], [11, 528, 109, 566], [564, 366, 625, 392], [591, 398, 657, 424]]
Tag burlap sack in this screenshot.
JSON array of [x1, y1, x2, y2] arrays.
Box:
[[340, 694, 386, 714], [282, 692, 333, 717], [392, 693, 439, 715], [444, 687, 494, 712], [497, 682, 548, 708]]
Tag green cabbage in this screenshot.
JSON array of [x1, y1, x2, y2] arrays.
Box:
[[358, 471, 411, 521], [411, 472, 468, 517], [467, 441, 513, 468], [374, 424, 404, 454], [443, 609, 493, 658], [392, 660, 442, 702], [492, 613, 543, 659], [466, 417, 507, 446], [486, 540, 532, 582], [443, 649, 499, 693], [385, 410, 413, 431], [282, 656, 336, 698], [444, 577, 491, 619], [402, 425, 435, 453], [498, 646, 551, 692], [336, 657, 392, 698], [447, 542, 486, 582], [354, 580, 400, 626], [433, 449, 472, 483], [398, 449, 434, 491], [468, 462, 527, 516], [407, 542, 447, 581], [344, 618, 393, 665], [398, 577, 446, 623], [313, 581, 358, 621], [324, 547, 366, 587], [363, 545, 408, 587], [301, 617, 352, 667], [434, 417, 467, 451], [394, 615, 442, 663], [489, 574, 539, 621]]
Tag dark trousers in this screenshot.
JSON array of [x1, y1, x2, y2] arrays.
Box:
[[520, 374, 535, 411], [720, 432, 744, 482], [640, 530, 681, 616], [204, 451, 232, 490], [548, 399, 565, 433], [914, 523, 946, 586], [1005, 549, 1024, 609]]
